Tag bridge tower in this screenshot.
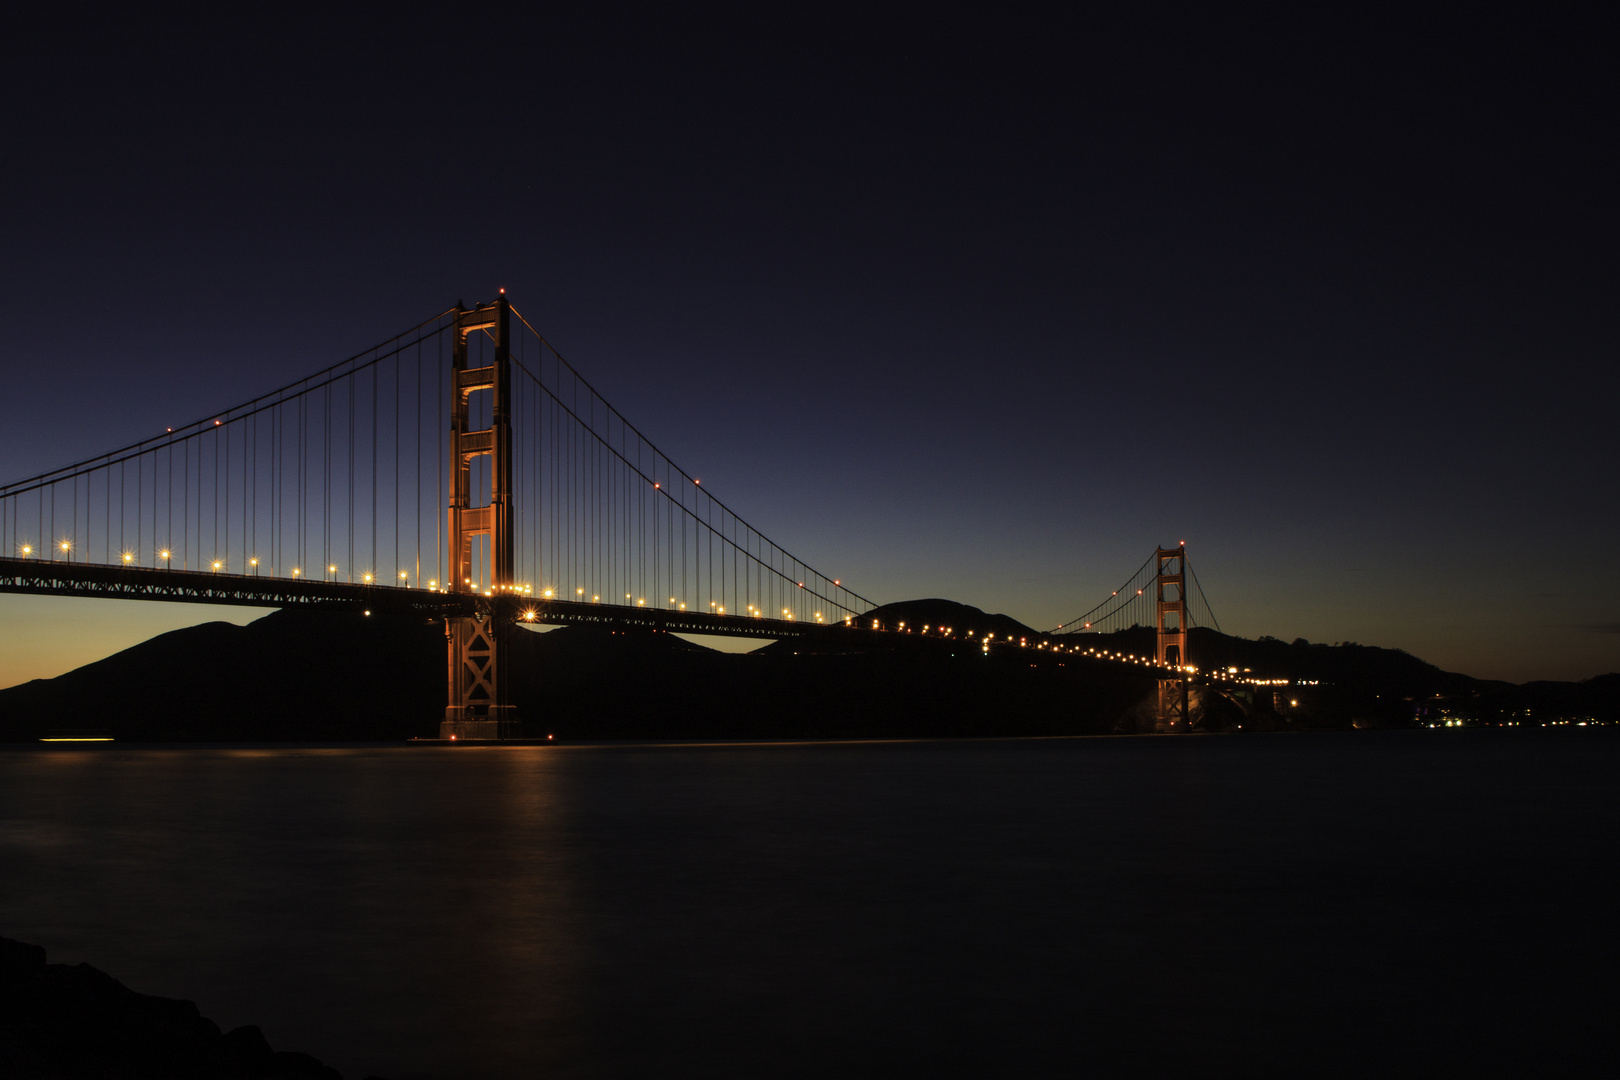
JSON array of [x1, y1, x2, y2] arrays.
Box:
[[441, 296, 522, 740], [1155, 544, 1191, 731]]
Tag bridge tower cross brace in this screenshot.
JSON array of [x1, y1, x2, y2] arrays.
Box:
[[1155, 545, 1191, 731], [441, 296, 522, 740]]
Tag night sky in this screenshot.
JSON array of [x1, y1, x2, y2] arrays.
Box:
[[2, 9, 1613, 684]]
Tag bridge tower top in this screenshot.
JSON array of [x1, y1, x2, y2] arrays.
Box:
[[448, 295, 513, 593]]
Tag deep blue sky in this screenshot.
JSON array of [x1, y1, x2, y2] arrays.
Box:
[[1, 9, 1613, 683]]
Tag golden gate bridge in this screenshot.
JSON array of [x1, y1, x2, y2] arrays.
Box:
[[0, 296, 1225, 736]]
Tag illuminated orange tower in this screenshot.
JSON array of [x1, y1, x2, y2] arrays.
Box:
[[441, 296, 521, 740], [1155, 544, 1191, 730]]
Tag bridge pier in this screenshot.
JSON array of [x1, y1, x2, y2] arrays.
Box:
[[442, 610, 521, 740], [439, 297, 523, 741]]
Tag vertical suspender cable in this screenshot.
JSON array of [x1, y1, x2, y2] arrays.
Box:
[[372, 361, 378, 578], [395, 350, 400, 582], [222, 421, 227, 569], [437, 328, 443, 588], [415, 335, 421, 586]]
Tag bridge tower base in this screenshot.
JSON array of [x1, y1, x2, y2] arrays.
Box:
[[438, 296, 523, 741], [1155, 544, 1192, 732], [441, 611, 522, 740], [441, 715, 522, 741]]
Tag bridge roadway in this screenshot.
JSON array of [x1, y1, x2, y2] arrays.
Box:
[[0, 555, 842, 640], [0, 556, 1226, 685]]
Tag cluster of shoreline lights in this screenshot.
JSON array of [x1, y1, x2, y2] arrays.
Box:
[[1430, 718, 1609, 728]]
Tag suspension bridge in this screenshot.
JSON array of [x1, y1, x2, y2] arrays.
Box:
[[0, 296, 1228, 737]]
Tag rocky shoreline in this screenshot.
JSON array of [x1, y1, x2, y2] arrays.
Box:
[[0, 936, 378, 1079]]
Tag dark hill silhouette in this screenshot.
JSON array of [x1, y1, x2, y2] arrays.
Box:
[[0, 608, 444, 742], [507, 620, 1151, 740], [1079, 625, 1617, 727], [0, 607, 1155, 742], [2, 605, 1611, 741], [1070, 625, 1480, 696], [839, 598, 1041, 640], [1190, 629, 1487, 696]]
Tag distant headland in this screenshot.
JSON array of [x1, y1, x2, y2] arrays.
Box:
[[0, 601, 1613, 742]]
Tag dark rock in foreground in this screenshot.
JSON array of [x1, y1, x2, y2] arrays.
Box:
[[0, 936, 378, 1079]]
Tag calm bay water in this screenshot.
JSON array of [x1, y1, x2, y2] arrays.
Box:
[[1, 732, 1615, 1078]]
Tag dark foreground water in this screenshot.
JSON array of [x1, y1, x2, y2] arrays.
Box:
[[1, 732, 1616, 1078]]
